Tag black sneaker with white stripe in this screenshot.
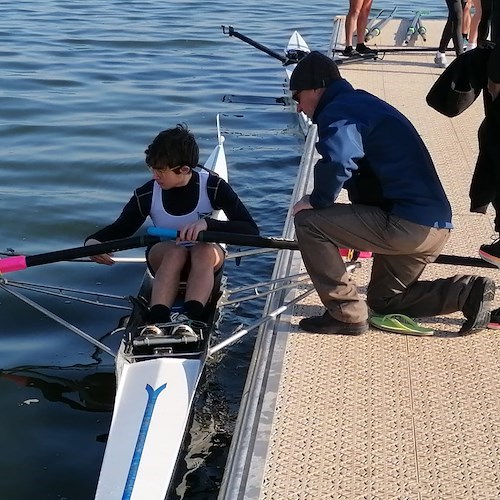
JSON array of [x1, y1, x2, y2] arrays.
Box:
[[479, 239, 500, 268]]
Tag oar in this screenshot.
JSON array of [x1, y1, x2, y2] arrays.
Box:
[[417, 20, 427, 42], [404, 11, 421, 45], [146, 228, 499, 269], [221, 25, 287, 64], [0, 235, 159, 275], [364, 9, 385, 36], [222, 94, 289, 106], [365, 5, 398, 42], [2, 229, 496, 275]]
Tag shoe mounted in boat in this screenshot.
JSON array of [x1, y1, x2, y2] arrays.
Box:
[[170, 313, 205, 340], [138, 323, 169, 337]]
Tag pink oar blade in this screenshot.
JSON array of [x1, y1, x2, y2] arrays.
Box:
[[0, 256, 27, 274]]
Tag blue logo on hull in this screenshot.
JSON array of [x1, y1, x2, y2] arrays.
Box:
[[122, 383, 167, 499]]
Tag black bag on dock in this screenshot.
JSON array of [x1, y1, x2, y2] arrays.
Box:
[[426, 43, 495, 117]]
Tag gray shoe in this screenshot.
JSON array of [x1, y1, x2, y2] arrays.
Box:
[[299, 311, 368, 335], [460, 277, 496, 334]]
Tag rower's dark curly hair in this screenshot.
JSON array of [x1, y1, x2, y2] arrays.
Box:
[[145, 123, 199, 170]]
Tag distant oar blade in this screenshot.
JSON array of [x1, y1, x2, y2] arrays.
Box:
[[0, 235, 160, 275], [223, 94, 289, 106]]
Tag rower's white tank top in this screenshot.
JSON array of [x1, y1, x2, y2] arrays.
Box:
[[150, 169, 215, 230]]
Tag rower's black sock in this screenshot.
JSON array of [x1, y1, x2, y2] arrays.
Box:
[[148, 304, 171, 324], [182, 300, 205, 320]]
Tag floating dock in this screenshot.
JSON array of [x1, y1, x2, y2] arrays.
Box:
[[219, 17, 500, 500]]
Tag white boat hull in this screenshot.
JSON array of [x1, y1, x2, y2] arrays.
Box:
[[284, 31, 312, 135], [95, 357, 203, 499]]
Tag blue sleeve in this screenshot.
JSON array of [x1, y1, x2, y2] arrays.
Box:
[[310, 119, 365, 208]]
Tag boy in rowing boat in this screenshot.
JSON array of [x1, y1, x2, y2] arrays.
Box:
[[85, 124, 259, 335], [289, 51, 495, 336]]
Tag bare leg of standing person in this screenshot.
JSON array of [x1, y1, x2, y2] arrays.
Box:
[[467, 0, 482, 49], [343, 0, 376, 56]]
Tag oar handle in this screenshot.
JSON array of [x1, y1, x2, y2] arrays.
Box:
[[147, 227, 300, 250]]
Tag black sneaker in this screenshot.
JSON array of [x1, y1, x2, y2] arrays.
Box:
[[488, 307, 500, 329], [299, 311, 368, 335], [488, 307, 500, 330], [342, 46, 360, 57], [479, 240, 500, 268], [460, 277, 496, 334], [355, 43, 378, 55]]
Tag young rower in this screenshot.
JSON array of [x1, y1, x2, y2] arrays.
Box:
[[85, 124, 259, 335]]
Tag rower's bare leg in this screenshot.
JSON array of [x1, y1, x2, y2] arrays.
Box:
[[185, 243, 224, 305], [148, 242, 188, 308]]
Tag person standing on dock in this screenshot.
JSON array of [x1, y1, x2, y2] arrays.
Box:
[[472, 3, 500, 262], [84, 124, 259, 335], [343, 0, 378, 57], [289, 51, 495, 336], [435, 0, 466, 68]]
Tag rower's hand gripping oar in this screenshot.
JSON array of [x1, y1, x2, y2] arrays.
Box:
[[0, 234, 161, 274]]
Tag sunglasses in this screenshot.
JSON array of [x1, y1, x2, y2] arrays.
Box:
[[147, 165, 183, 174], [292, 90, 303, 103]]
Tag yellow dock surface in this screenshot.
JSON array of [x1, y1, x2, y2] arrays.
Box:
[[219, 18, 500, 500]]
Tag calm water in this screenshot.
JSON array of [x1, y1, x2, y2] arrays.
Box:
[[0, 1, 447, 498]]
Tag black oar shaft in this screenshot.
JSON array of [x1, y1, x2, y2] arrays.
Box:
[[25, 235, 159, 268], [222, 25, 286, 63], [198, 231, 299, 250]]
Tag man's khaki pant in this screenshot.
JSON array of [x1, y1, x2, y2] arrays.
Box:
[[294, 204, 478, 323]]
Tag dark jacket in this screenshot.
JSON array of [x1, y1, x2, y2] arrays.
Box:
[[311, 79, 452, 229], [425, 43, 500, 216], [426, 43, 494, 117]]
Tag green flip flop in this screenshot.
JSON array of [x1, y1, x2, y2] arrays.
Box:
[[369, 313, 434, 336]]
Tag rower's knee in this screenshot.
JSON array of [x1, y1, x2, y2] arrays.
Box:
[[149, 242, 188, 272], [190, 243, 223, 268]]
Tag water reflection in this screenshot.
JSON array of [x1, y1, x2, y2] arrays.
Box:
[[0, 365, 115, 413]]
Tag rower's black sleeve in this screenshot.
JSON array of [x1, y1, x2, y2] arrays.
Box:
[[205, 176, 260, 235], [85, 181, 152, 243]]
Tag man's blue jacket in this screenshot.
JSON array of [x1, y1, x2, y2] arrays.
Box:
[[311, 79, 453, 229]]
